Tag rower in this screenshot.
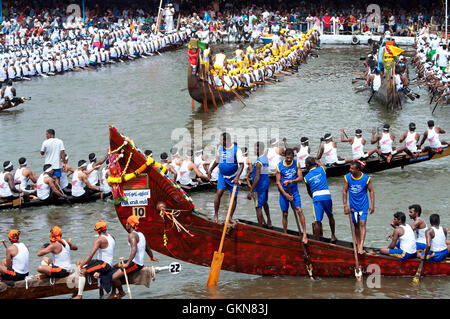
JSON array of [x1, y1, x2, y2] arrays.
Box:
[[418, 214, 448, 262], [247, 142, 272, 228], [371, 124, 398, 163], [239, 147, 252, 186], [380, 212, 417, 259], [398, 122, 421, 158], [212, 48, 227, 76], [267, 138, 284, 175], [233, 44, 246, 69], [160, 152, 178, 181], [340, 129, 378, 161], [73, 221, 116, 299], [208, 132, 245, 223], [36, 226, 78, 279], [87, 152, 108, 186], [316, 133, 351, 166], [0, 230, 29, 281], [282, 136, 310, 169], [71, 160, 100, 200], [109, 216, 153, 299], [14, 157, 37, 198], [100, 159, 112, 197], [275, 148, 307, 242], [0, 161, 22, 202], [36, 164, 66, 202], [60, 155, 75, 195], [343, 160, 375, 255], [408, 204, 428, 252], [193, 147, 210, 179], [419, 120, 449, 151], [174, 157, 209, 187], [303, 157, 337, 242], [200, 43, 211, 74]]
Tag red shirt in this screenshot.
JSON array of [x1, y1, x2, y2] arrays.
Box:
[[323, 15, 331, 27], [188, 49, 199, 66]]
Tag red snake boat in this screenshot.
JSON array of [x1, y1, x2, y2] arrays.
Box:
[[109, 126, 450, 278]]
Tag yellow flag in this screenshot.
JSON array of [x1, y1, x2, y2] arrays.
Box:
[[386, 45, 404, 57]]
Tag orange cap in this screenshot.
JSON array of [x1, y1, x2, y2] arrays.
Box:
[[94, 220, 107, 233], [8, 229, 20, 243], [50, 226, 65, 246], [127, 215, 140, 230]]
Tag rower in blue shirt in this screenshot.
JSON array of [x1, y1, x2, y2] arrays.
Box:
[[303, 157, 337, 243], [208, 132, 244, 224], [343, 160, 375, 255], [276, 148, 308, 244], [247, 142, 272, 228]]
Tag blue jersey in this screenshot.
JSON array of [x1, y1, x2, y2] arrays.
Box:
[[218, 144, 239, 178], [277, 159, 300, 193], [252, 154, 269, 191], [344, 172, 371, 211], [304, 166, 331, 202]]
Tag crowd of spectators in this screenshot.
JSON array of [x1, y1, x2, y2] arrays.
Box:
[[0, 0, 447, 39]]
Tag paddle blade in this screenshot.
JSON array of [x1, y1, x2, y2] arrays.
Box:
[[206, 251, 224, 287]]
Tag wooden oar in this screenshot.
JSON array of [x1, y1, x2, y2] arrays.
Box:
[[119, 257, 132, 299], [206, 78, 218, 110], [287, 187, 315, 280], [1, 240, 7, 248], [410, 259, 424, 287], [207, 183, 238, 287], [348, 210, 363, 282], [219, 76, 247, 108]]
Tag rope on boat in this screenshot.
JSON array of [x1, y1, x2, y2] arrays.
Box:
[[160, 209, 194, 239]]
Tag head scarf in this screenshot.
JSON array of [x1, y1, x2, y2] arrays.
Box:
[[94, 220, 107, 233], [8, 229, 20, 243], [50, 226, 66, 246], [127, 215, 140, 230]]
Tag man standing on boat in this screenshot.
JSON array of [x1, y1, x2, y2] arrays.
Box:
[[247, 142, 272, 228], [73, 221, 115, 299], [0, 230, 29, 281], [379, 211, 417, 259], [303, 157, 337, 243], [208, 132, 244, 223], [316, 133, 351, 166], [276, 148, 307, 243], [36, 226, 78, 279], [343, 160, 375, 255], [40, 129, 66, 188]]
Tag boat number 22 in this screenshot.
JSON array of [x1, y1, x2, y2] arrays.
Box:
[[170, 262, 181, 274]]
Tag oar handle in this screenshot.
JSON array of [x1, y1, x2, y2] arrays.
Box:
[[1, 240, 7, 248], [217, 184, 238, 253]]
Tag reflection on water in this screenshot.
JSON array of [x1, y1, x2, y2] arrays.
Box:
[[1, 44, 449, 299]]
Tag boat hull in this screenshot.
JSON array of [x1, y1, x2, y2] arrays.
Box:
[[109, 126, 450, 278]]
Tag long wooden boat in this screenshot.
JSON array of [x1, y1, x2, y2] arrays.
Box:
[[0, 98, 27, 112], [188, 30, 319, 108], [108, 126, 450, 278], [0, 265, 167, 299], [0, 192, 107, 211], [370, 74, 407, 110]]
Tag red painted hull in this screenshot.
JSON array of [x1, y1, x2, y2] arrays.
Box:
[[110, 126, 450, 278]]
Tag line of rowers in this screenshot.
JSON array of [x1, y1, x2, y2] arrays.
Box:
[[412, 36, 450, 105], [155, 119, 449, 196], [0, 216, 158, 299], [161, 131, 450, 261], [0, 30, 189, 82], [0, 152, 113, 204], [190, 28, 319, 90]]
